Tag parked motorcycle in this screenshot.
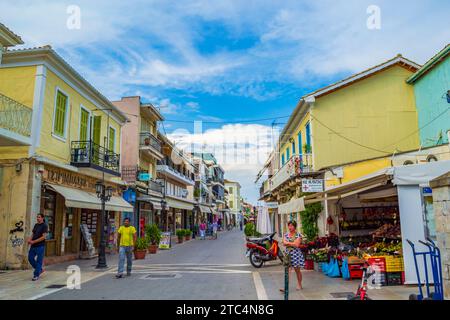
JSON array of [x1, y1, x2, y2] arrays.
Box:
[[245, 233, 284, 268]]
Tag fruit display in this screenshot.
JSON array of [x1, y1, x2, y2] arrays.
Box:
[[371, 223, 401, 239]]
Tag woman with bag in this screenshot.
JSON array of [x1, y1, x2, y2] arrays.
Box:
[[280, 220, 305, 292]]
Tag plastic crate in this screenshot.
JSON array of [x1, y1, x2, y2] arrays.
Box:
[[369, 271, 387, 286], [386, 272, 404, 286], [367, 257, 386, 272], [385, 256, 404, 272], [348, 264, 364, 279]]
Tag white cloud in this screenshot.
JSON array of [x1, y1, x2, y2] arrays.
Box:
[[167, 123, 279, 203]]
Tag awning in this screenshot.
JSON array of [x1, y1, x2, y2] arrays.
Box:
[[46, 184, 133, 212], [393, 159, 450, 186], [165, 196, 194, 211], [136, 196, 163, 210], [198, 205, 213, 214], [278, 197, 305, 214]]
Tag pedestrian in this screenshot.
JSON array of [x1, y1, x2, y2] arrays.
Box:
[[212, 220, 218, 239], [115, 217, 137, 278], [239, 220, 243, 231], [27, 213, 48, 281], [280, 220, 304, 292], [199, 220, 206, 240]]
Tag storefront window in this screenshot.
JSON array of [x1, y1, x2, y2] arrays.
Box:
[[42, 190, 56, 239], [423, 194, 436, 240], [65, 207, 73, 238], [175, 211, 182, 229]]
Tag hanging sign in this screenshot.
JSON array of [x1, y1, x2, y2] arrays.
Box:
[[301, 179, 324, 193], [265, 202, 279, 209], [159, 232, 172, 249], [138, 172, 151, 182]]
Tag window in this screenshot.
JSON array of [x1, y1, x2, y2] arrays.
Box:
[[281, 154, 285, 166], [79, 107, 90, 141], [229, 187, 233, 194], [53, 90, 68, 138], [108, 126, 115, 152], [229, 200, 234, 209], [92, 116, 101, 145], [305, 122, 311, 152], [292, 141, 296, 155], [298, 132, 302, 155], [286, 147, 290, 161]]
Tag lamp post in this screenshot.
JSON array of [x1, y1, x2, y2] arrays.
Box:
[[95, 181, 113, 269]]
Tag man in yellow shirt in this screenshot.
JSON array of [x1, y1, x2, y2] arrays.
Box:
[[115, 218, 137, 278]]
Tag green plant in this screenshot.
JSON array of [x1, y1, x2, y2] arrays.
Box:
[[135, 237, 148, 250], [194, 188, 201, 198], [145, 224, 162, 245], [303, 143, 312, 154], [244, 223, 261, 237], [183, 229, 192, 237], [176, 229, 185, 237], [300, 203, 322, 242]]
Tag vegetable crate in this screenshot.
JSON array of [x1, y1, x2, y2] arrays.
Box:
[[367, 257, 386, 273], [385, 256, 404, 272], [304, 259, 314, 270], [386, 272, 405, 286], [348, 264, 364, 280]]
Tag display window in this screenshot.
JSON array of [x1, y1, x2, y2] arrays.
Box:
[[42, 190, 56, 240]]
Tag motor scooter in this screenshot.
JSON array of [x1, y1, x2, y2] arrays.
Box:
[[245, 233, 284, 268]]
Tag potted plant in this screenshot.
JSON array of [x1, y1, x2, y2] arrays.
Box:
[[134, 237, 148, 260], [184, 229, 192, 241], [176, 229, 184, 243], [303, 143, 312, 154], [144, 137, 150, 146], [145, 224, 161, 254]]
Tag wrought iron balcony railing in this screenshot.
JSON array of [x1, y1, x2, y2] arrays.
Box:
[[140, 132, 162, 152], [0, 92, 32, 138], [71, 140, 120, 176], [270, 154, 313, 191]]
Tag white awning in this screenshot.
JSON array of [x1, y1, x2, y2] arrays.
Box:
[[198, 205, 213, 214], [278, 197, 305, 214], [136, 196, 163, 210], [46, 184, 133, 212], [393, 160, 450, 186], [165, 196, 194, 211]]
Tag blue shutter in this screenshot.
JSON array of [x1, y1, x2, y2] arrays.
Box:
[[298, 132, 303, 155]]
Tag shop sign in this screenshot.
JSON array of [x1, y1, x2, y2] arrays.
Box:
[[123, 189, 136, 203], [159, 232, 171, 250], [138, 172, 151, 181], [266, 202, 278, 209], [422, 187, 432, 195], [301, 179, 324, 193]]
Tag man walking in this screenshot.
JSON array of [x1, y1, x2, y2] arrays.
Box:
[[27, 213, 48, 281], [116, 217, 137, 278]]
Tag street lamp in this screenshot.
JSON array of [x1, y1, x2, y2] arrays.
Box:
[[95, 181, 113, 269]]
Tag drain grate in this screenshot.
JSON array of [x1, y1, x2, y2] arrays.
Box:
[[45, 284, 66, 289], [330, 292, 354, 299], [141, 273, 181, 280]]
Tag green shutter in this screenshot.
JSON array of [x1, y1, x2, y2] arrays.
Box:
[[108, 127, 115, 152], [79, 108, 89, 141], [54, 91, 67, 137], [93, 116, 101, 145]]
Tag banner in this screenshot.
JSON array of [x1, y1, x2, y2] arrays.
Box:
[[159, 232, 172, 249]]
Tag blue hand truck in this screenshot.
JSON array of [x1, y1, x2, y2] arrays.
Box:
[[407, 238, 444, 300]]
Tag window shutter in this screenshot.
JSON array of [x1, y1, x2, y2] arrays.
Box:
[[79, 108, 89, 141], [54, 91, 67, 137]]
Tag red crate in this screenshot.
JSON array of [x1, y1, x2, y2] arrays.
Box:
[[367, 257, 386, 272], [304, 259, 314, 270], [348, 264, 364, 280]]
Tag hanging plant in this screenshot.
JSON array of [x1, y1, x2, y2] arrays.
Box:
[[300, 203, 322, 242]]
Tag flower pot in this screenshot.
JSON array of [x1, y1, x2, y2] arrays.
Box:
[[134, 249, 147, 260], [178, 236, 184, 243], [148, 244, 158, 254], [185, 235, 191, 241], [144, 138, 150, 146]]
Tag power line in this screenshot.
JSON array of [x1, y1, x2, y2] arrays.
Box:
[[162, 116, 291, 124]]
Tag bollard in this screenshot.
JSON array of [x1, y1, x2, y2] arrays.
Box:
[[284, 266, 289, 300]]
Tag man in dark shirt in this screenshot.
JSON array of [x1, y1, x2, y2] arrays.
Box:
[[27, 213, 48, 281]]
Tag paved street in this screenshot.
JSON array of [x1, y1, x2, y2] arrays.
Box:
[[0, 229, 413, 300]]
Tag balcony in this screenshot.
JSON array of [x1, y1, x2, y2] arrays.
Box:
[[71, 140, 120, 176], [122, 165, 163, 194], [0, 92, 32, 146], [157, 162, 195, 186], [270, 154, 313, 191], [140, 131, 163, 160]]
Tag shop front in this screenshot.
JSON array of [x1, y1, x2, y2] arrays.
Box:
[[303, 160, 450, 286], [41, 165, 133, 263], [136, 193, 163, 237], [165, 196, 195, 233]]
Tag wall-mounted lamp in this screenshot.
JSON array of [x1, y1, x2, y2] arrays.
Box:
[[15, 163, 22, 173]]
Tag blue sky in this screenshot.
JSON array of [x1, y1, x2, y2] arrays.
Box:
[[1, 0, 449, 203]]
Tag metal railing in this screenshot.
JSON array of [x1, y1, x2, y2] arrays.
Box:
[[121, 165, 163, 193], [270, 154, 313, 190], [140, 131, 162, 152], [71, 140, 120, 175], [0, 92, 32, 137], [148, 179, 163, 194], [157, 158, 194, 183]]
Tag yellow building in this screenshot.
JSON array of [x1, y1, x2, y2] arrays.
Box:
[[259, 55, 422, 237], [0, 27, 132, 269]]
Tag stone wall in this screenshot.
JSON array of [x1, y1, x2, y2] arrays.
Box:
[[430, 173, 450, 299]]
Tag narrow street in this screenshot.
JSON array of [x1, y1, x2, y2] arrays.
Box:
[[17, 229, 411, 301]]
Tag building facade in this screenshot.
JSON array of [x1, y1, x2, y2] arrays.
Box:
[[0, 29, 131, 269], [112, 96, 165, 237], [224, 180, 241, 226]]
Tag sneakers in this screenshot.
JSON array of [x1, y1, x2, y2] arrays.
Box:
[[32, 276, 39, 281], [115, 273, 123, 279]]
